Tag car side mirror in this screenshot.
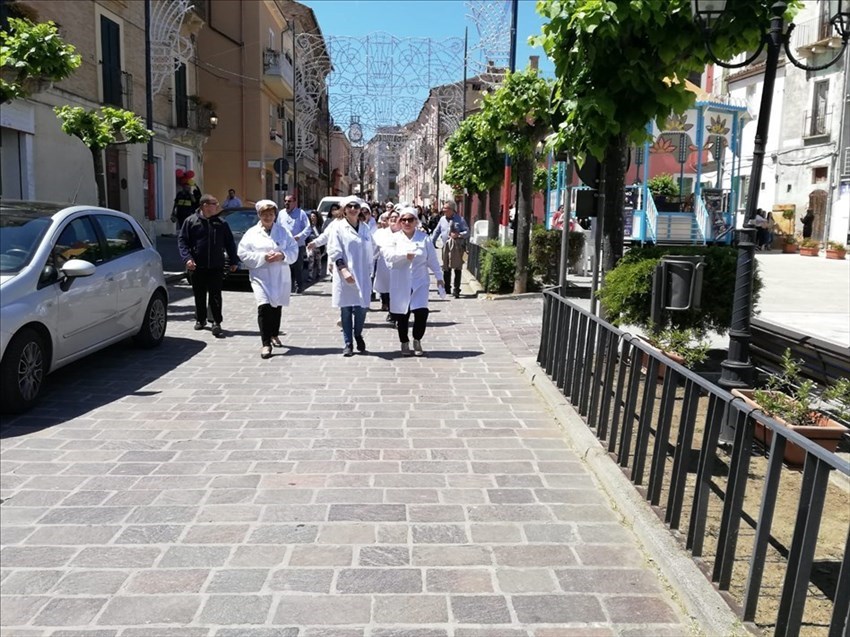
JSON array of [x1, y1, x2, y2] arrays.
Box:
[[39, 265, 59, 286], [60, 259, 96, 279]]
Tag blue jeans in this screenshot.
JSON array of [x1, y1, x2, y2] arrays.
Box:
[[340, 306, 366, 346]]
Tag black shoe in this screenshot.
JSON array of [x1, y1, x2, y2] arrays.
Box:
[[385, 313, 395, 323], [194, 321, 204, 331], [453, 290, 461, 298], [355, 336, 366, 353], [211, 323, 223, 337], [342, 344, 354, 357]]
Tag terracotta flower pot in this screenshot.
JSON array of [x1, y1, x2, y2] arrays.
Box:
[[731, 389, 847, 468], [636, 337, 685, 381], [798, 246, 819, 257], [826, 248, 846, 260], [782, 242, 798, 254]]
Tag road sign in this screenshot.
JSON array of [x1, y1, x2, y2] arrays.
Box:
[[274, 158, 289, 175]]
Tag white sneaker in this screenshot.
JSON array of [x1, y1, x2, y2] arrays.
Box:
[[413, 339, 423, 356]]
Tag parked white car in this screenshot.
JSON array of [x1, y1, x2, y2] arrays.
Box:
[[0, 201, 168, 413]]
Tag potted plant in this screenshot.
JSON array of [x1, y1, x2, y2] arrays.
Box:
[[798, 237, 819, 257], [639, 327, 710, 380], [781, 234, 798, 253], [826, 240, 847, 260], [647, 173, 680, 211], [731, 350, 847, 467]]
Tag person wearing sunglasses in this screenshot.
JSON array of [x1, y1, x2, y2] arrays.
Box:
[[385, 206, 445, 356], [327, 196, 375, 357]]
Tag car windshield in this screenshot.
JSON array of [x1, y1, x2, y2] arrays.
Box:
[[221, 210, 258, 236], [317, 200, 340, 214], [0, 206, 55, 275]]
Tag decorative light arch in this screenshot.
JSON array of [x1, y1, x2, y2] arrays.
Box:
[[149, 0, 195, 95]]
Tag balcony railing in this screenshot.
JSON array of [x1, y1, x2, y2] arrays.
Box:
[[792, 17, 842, 56], [174, 96, 213, 134], [263, 48, 294, 100], [803, 109, 831, 139], [120, 71, 133, 111], [843, 147, 850, 176]]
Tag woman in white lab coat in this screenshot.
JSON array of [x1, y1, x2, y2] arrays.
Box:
[[237, 200, 299, 359], [327, 196, 374, 357], [385, 206, 445, 356], [373, 208, 401, 318]]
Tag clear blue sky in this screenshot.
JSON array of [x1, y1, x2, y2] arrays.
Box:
[[302, 0, 555, 77]]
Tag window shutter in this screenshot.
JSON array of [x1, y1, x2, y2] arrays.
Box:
[[100, 16, 122, 106]]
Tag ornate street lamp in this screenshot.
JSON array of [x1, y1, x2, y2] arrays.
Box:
[[691, 0, 850, 390]]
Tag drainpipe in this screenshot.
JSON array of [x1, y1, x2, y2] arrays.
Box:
[[824, 45, 849, 244]]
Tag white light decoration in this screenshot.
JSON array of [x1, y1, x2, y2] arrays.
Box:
[[465, 0, 511, 88], [150, 0, 195, 95]]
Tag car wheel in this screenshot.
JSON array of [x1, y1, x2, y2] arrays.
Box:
[[1, 327, 47, 414], [134, 291, 167, 348]]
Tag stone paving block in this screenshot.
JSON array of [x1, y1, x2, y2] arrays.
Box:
[[51, 630, 120, 637], [159, 546, 230, 567], [0, 547, 77, 568], [376, 524, 409, 544], [487, 489, 536, 504], [408, 505, 466, 522], [496, 569, 559, 593], [198, 595, 272, 624], [248, 524, 318, 544], [113, 524, 183, 544], [523, 523, 578, 544], [411, 524, 468, 543], [373, 594, 449, 622], [451, 595, 512, 624], [300, 628, 363, 637], [24, 525, 119, 545], [121, 629, 209, 637], [52, 570, 129, 595], [336, 568, 423, 593], [36, 507, 132, 526], [413, 546, 492, 566], [182, 524, 250, 544], [533, 629, 614, 637], [425, 569, 494, 593], [261, 505, 329, 522], [603, 596, 682, 624], [456, 630, 529, 637], [556, 568, 662, 594], [316, 523, 375, 544], [0, 595, 50, 626], [372, 630, 448, 637], [267, 568, 334, 592], [124, 505, 198, 524], [70, 547, 160, 568], [215, 629, 299, 637], [467, 505, 553, 522], [358, 546, 409, 566], [272, 595, 371, 624], [228, 545, 289, 567], [574, 545, 645, 567], [288, 545, 353, 566], [124, 569, 210, 594], [31, 597, 106, 626], [97, 595, 200, 625], [0, 570, 64, 595], [328, 504, 406, 521], [511, 594, 606, 624]]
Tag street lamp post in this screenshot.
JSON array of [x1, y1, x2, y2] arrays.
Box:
[[691, 0, 850, 391]]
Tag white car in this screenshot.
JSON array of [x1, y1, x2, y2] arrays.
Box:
[[0, 201, 168, 413]]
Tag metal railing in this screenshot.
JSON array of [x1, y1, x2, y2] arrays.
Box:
[[645, 192, 658, 242], [466, 240, 487, 290], [694, 193, 710, 244], [536, 289, 850, 637], [803, 109, 831, 139]]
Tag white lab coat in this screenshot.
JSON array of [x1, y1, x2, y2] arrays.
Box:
[[237, 222, 299, 307], [311, 218, 341, 249], [385, 228, 443, 314], [372, 226, 399, 294], [328, 219, 374, 308]]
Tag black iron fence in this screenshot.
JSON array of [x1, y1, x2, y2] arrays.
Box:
[[537, 288, 849, 637], [466, 241, 489, 291]]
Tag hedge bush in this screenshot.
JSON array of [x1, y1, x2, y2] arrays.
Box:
[[529, 226, 585, 284], [598, 245, 762, 335], [480, 246, 516, 293]]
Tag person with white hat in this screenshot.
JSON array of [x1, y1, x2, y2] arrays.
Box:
[[237, 200, 299, 359], [328, 195, 375, 356], [373, 207, 401, 318], [385, 206, 445, 356]]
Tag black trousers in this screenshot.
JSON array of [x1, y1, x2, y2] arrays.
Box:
[[257, 304, 282, 346], [190, 268, 223, 324], [443, 269, 462, 294], [290, 246, 307, 292], [393, 308, 429, 343], [380, 292, 390, 309]]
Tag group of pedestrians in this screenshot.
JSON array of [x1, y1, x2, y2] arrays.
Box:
[[177, 193, 465, 359]]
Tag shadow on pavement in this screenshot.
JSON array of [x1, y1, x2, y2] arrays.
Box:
[[0, 336, 206, 438]]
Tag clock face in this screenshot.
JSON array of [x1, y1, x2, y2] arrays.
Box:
[[349, 123, 363, 143]]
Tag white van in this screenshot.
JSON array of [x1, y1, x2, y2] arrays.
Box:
[[317, 196, 344, 219]]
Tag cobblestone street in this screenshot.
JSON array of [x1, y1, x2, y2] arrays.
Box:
[[0, 279, 698, 636]]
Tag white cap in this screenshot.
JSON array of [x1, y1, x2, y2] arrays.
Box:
[[255, 199, 277, 212], [339, 195, 361, 209]]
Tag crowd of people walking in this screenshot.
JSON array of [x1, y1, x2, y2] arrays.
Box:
[[177, 193, 463, 359]]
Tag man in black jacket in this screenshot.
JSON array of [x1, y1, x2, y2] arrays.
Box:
[[177, 194, 239, 336]]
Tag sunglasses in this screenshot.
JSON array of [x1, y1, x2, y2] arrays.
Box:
[[346, 204, 361, 210], [400, 217, 416, 223]]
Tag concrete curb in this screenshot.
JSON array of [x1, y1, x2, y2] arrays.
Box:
[[514, 355, 752, 637]]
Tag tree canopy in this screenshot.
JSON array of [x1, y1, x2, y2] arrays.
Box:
[[54, 106, 152, 151], [444, 113, 503, 195], [0, 17, 81, 102]]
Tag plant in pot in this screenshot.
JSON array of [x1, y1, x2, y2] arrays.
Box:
[[647, 173, 680, 211], [781, 234, 798, 253], [826, 240, 847, 260], [798, 237, 819, 256], [640, 327, 710, 380], [731, 350, 847, 467]]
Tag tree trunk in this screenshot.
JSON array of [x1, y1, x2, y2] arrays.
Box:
[[476, 191, 487, 221], [487, 183, 500, 240], [463, 193, 473, 226], [513, 155, 534, 294], [601, 133, 628, 272], [92, 147, 107, 208]]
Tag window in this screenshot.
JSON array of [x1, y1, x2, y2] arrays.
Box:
[[51, 217, 104, 269], [811, 80, 828, 136], [100, 15, 122, 106], [174, 62, 188, 128], [96, 215, 142, 260], [812, 166, 828, 184]]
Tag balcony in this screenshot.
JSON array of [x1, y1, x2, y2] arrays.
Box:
[[792, 17, 844, 59], [263, 49, 294, 100], [803, 109, 831, 140], [843, 147, 850, 177], [174, 95, 214, 135]]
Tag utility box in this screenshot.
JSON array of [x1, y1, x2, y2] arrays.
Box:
[[651, 255, 705, 326]]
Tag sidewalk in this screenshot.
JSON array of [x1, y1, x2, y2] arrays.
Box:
[[0, 275, 739, 635]]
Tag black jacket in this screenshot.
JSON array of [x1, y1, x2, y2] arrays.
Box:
[[177, 211, 239, 269]]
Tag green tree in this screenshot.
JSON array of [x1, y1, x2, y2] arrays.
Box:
[[534, 0, 798, 271], [1, 17, 81, 102], [54, 106, 152, 207], [444, 113, 504, 239], [478, 68, 553, 293]]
